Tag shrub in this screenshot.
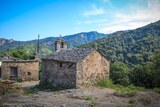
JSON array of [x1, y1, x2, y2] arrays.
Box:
[[153, 88, 160, 94], [96, 78, 114, 88], [110, 62, 130, 86]]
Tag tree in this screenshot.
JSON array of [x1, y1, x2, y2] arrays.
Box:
[[152, 52, 160, 87], [11, 50, 35, 60], [130, 62, 154, 88], [110, 61, 130, 86]]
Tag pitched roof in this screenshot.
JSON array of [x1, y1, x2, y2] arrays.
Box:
[[43, 48, 95, 62]]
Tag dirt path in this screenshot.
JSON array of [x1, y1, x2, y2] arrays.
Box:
[[1, 88, 160, 107], [0, 81, 160, 107], [14, 81, 39, 88]]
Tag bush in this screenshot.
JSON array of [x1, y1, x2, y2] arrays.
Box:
[[110, 62, 130, 86], [153, 88, 160, 94], [96, 78, 114, 88]]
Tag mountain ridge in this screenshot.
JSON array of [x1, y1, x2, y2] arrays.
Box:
[[80, 20, 160, 66], [0, 31, 107, 57]]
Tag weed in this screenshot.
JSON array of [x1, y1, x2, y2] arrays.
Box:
[[83, 95, 93, 100], [140, 97, 151, 106], [153, 88, 160, 94], [128, 99, 135, 104], [114, 90, 137, 97], [24, 89, 36, 95], [83, 95, 97, 106], [53, 91, 60, 95], [91, 99, 97, 106], [15, 84, 21, 89]]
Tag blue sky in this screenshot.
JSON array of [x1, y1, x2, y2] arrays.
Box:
[[0, 0, 160, 41]]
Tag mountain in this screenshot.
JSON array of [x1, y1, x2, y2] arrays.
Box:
[[80, 20, 160, 66], [0, 38, 14, 46], [0, 31, 107, 57]]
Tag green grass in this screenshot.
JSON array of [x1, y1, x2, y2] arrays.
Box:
[[96, 78, 160, 98], [96, 78, 140, 97], [115, 90, 137, 97]]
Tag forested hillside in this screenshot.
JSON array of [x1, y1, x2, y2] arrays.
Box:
[[0, 31, 107, 58], [81, 20, 160, 66]]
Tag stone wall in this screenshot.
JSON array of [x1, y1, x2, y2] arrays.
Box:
[[1, 60, 39, 81], [40, 59, 76, 89], [76, 50, 110, 85]]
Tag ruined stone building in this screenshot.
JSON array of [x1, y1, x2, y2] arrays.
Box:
[[40, 38, 110, 89], [0, 56, 39, 81]]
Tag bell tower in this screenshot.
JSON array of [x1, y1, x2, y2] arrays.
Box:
[[55, 37, 67, 51]]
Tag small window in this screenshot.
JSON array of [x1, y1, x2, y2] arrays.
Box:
[[60, 62, 62, 67], [28, 72, 31, 76], [61, 42, 64, 48]]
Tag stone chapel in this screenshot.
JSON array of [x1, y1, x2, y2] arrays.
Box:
[[40, 38, 110, 89]]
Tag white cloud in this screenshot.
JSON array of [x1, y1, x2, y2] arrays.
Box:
[[98, 0, 160, 34], [99, 21, 148, 34], [83, 4, 105, 17], [77, 19, 107, 25]]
